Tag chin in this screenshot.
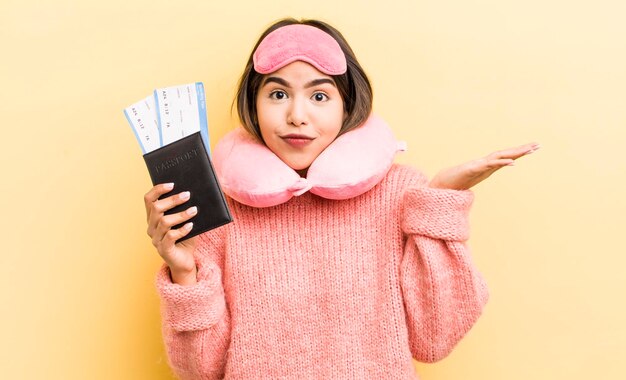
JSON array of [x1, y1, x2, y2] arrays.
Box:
[[282, 156, 314, 172], [288, 162, 311, 172], [283, 160, 309, 176]]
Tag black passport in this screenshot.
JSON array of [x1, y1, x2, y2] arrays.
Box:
[[143, 132, 232, 242]]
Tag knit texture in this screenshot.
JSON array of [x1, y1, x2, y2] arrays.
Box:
[[156, 164, 489, 379]]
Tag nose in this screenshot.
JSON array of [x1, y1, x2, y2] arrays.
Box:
[[287, 97, 308, 127]]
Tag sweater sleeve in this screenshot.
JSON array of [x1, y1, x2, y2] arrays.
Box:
[[155, 229, 231, 379], [399, 177, 489, 363]]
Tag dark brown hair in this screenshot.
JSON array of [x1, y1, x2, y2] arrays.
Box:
[[235, 18, 373, 142]]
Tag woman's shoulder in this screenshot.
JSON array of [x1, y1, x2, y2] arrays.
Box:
[[384, 163, 429, 189]]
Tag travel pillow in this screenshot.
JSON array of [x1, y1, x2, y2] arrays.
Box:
[[213, 114, 406, 208]]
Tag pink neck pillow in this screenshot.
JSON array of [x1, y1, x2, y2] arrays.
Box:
[[212, 114, 406, 208]]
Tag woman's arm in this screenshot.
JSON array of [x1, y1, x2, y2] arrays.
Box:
[[156, 230, 231, 379], [144, 184, 231, 379], [400, 186, 488, 362], [400, 142, 538, 362]]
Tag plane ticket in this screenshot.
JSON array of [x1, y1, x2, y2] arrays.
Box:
[[124, 82, 210, 154]]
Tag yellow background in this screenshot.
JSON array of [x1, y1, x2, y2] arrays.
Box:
[[1, 0, 624, 378]]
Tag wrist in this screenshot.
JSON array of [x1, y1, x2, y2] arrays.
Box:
[[428, 179, 450, 190], [169, 265, 198, 286], [428, 179, 466, 191], [427, 180, 444, 189]]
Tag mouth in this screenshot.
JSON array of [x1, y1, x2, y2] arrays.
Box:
[[281, 134, 314, 147]]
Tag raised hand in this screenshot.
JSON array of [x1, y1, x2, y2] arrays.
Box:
[[428, 143, 540, 190]]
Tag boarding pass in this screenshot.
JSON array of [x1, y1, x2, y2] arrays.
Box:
[[124, 82, 210, 154]]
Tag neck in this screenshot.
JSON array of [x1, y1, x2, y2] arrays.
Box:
[[296, 167, 309, 177]]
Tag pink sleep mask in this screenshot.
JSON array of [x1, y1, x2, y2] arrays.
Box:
[[212, 114, 406, 208], [253, 24, 347, 75]]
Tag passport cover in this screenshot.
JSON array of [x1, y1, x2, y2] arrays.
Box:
[[143, 132, 232, 242]]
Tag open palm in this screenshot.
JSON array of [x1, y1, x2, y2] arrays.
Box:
[[429, 143, 540, 190]]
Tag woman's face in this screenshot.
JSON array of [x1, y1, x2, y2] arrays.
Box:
[[255, 61, 345, 175]]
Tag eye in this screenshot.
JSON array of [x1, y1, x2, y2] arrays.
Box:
[[312, 92, 329, 102], [269, 90, 287, 100]]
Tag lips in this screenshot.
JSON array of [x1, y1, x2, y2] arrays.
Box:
[[281, 134, 314, 147]]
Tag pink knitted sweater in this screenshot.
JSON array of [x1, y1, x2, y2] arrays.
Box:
[[156, 164, 489, 379]]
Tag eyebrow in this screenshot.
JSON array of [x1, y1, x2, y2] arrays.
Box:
[[261, 77, 336, 89]]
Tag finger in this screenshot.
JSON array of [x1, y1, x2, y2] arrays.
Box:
[[482, 159, 516, 176], [487, 158, 517, 168], [160, 222, 194, 249], [489, 142, 540, 160], [154, 206, 198, 240], [144, 183, 175, 215], [147, 192, 192, 237], [147, 190, 191, 230], [464, 157, 513, 176], [152, 191, 192, 218]]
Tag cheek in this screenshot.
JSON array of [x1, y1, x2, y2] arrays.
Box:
[[256, 106, 274, 143], [322, 107, 345, 138], [256, 119, 282, 154]]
